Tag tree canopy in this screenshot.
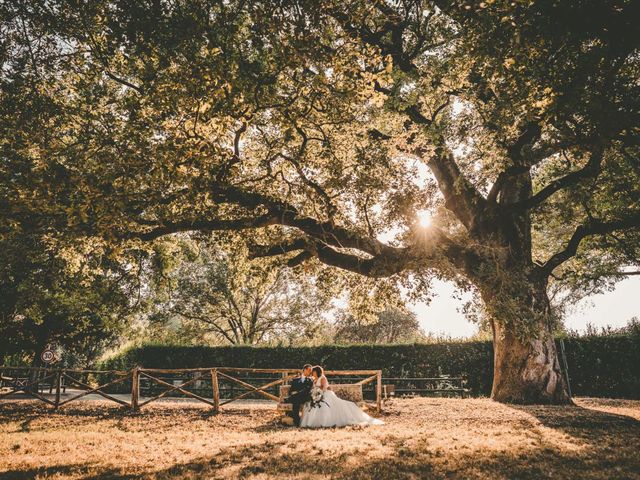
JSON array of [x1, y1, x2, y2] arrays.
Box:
[[2, 1, 637, 288]]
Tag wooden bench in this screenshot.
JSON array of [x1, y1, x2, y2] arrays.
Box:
[[277, 383, 365, 411], [384, 377, 469, 398], [140, 376, 185, 396], [0, 375, 66, 395]]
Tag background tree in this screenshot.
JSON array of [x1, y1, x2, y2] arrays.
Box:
[[0, 233, 140, 366], [2, 0, 638, 403], [334, 308, 425, 344], [144, 236, 337, 345]]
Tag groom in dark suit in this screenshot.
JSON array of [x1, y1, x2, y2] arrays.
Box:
[[284, 364, 313, 426]]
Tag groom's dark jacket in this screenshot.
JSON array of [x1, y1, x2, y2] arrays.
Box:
[[285, 376, 313, 425], [286, 376, 313, 404]]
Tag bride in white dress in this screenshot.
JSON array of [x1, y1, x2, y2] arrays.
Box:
[[300, 366, 384, 428]]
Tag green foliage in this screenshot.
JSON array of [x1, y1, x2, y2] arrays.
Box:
[[562, 335, 640, 399], [143, 235, 337, 345], [100, 334, 640, 398], [333, 307, 426, 344], [2, 0, 637, 323], [100, 341, 494, 395], [0, 232, 142, 365]]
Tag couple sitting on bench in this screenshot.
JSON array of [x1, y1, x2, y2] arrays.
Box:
[[283, 364, 384, 428]]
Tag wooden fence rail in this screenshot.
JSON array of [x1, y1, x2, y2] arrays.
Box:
[[0, 366, 384, 413]]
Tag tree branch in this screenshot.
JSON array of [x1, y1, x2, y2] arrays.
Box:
[[129, 183, 393, 260], [287, 250, 314, 267], [216, 121, 247, 181], [280, 123, 336, 219], [541, 216, 640, 274], [486, 165, 529, 204], [131, 181, 474, 279], [374, 87, 486, 231], [250, 222, 477, 278], [104, 71, 143, 94], [334, 8, 487, 232], [129, 215, 278, 241], [487, 123, 542, 204], [249, 238, 308, 258], [426, 144, 488, 231], [249, 236, 408, 277], [508, 146, 604, 211], [173, 309, 236, 344], [210, 184, 391, 256], [507, 122, 542, 165], [311, 242, 409, 278], [377, 79, 487, 230]]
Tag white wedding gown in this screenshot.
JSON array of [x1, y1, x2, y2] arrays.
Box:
[[300, 376, 384, 428]]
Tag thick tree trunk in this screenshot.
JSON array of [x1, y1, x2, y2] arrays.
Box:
[[491, 320, 571, 404], [482, 279, 572, 404]]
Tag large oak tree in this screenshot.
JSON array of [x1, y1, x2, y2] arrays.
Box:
[[1, 0, 638, 403]]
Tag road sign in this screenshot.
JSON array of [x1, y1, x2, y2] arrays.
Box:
[[40, 349, 56, 364]]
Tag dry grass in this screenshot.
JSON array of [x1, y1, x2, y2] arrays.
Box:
[[1, 397, 639, 479]]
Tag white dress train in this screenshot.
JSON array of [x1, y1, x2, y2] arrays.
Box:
[[300, 377, 384, 428]]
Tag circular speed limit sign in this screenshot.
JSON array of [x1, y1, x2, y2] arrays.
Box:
[[41, 349, 56, 364]]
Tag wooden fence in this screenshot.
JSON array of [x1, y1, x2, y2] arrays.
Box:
[[0, 366, 383, 413]]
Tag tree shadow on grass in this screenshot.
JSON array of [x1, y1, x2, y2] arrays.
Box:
[[78, 436, 637, 480], [0, 400, 129, 418], [0, 464, 124, 480], [3, 443, 637, 480], [3, 428, 638, 479], [141, 402, 640, 480], [3, 400, 638, 479], [0, 400, 227, 420], [510, 401, 640, 444]]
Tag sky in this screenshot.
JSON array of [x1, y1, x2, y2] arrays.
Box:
[[412, 276, 640, 338]]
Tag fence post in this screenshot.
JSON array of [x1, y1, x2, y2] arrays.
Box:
[[131, 367, 140, 412], [54, 369, 62, 409], [376, 370, 382, 413], [211, 368, 220, 413]]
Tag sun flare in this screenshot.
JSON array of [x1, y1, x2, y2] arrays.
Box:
[[417, 210, 432, 228]]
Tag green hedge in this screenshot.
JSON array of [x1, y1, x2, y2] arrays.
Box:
[[100, 335, 640, 398], [562, 336, 640, 398]]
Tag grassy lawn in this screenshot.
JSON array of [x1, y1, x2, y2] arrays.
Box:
[[1, 397, 639, 479]]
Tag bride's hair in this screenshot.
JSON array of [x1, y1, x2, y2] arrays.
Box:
[[312, 365, 324, 377]]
